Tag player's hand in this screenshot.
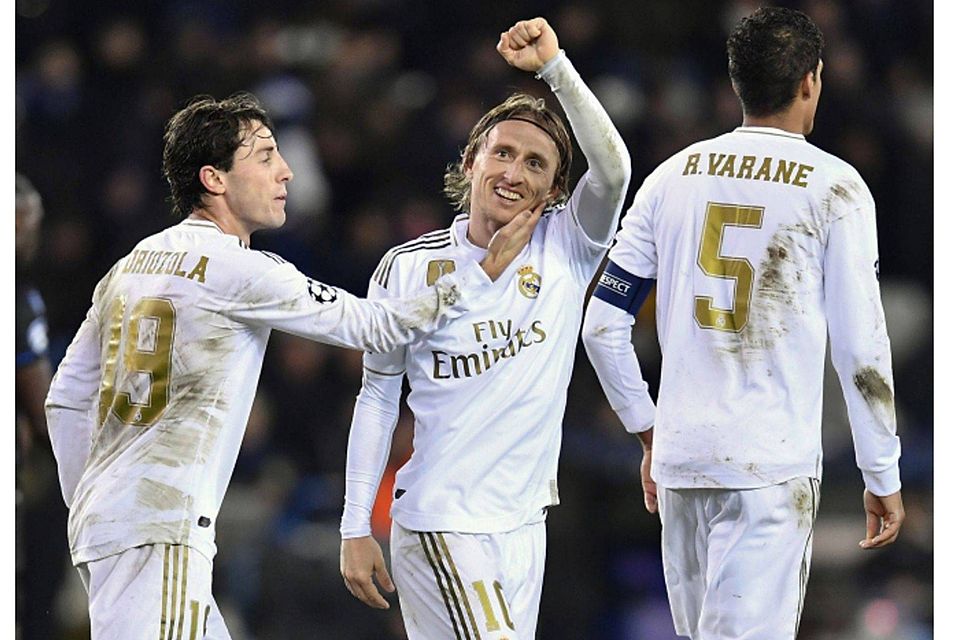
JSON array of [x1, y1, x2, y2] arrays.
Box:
[[859, 489, 904, 549], [496, 17, 560, 72], [637, 429, 658, 514], [480, 201, 545, 280], [341, 536, 396, 609]]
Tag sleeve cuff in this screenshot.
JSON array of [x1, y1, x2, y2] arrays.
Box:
[[615, 396, 657, 434], [535, 49, 571, 89], [861, 465, 901, 497]]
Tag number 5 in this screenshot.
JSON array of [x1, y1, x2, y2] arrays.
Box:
[[694, 202, 764, 332]]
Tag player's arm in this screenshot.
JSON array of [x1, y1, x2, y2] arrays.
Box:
[[498, 17, 631, 245], [338, 272, 406, 609], [582, 175, 660, 511], [44, 303, 102, 506], [582, 262, 658, 512], [339, 365, 402, 609], [822, 174, 903, 549], [227, 205, 542, 353]]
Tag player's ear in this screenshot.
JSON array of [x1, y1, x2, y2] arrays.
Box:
[[199, 165, 226, 196]]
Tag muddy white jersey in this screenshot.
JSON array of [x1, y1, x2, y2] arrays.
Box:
[[606, 126, 900, 492], [366, 209, 607, 533], [46, 218, 491, 565]]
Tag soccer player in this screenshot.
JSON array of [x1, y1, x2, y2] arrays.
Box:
[[581, 7, 904, 639], [339, 17, 630, 639], [44, 92, 540, 640]]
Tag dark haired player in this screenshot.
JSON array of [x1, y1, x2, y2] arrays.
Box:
[[44, 92, 540, 639], [582, 7, 904, 639]]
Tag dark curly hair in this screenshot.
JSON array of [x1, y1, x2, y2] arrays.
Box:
[[443, 93, 572, 213], [726, 7, 824, 117], [162, 92, 275, 218]]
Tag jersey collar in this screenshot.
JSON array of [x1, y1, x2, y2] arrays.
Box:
[[179, 218, 249, 248], [734, 126, 806, 140]]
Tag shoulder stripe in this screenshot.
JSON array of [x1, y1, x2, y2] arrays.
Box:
[[258, 250, 287, 265], [374, 235, 452, 288]]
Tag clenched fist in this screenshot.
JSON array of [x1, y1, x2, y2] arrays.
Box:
[[497, 17, 560, 72]]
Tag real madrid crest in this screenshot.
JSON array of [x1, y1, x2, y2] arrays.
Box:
[[516, 264, 541, 299]]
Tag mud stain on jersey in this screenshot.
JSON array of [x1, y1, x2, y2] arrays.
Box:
[[136, 478, 192, 511], [853, 366, 893, 415], [399, 284, 460, 331], [717, 232, 802, 360], [142, 425, 204, 468], [792, 482, 814, 528], [822, 179, 863, 224]]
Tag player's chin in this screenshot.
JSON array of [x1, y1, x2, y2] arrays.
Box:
[[267, 206, 287, 228]]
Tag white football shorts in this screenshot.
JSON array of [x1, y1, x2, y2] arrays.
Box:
[[77, 543, 230, 640], [658, 477, 820, 640], [390, 520, 547, 640]]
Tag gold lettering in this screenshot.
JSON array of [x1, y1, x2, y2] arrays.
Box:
[[122, 251, 139, 273], [707, 153, 726, 175], [754, 157, 772, 181], [682, 153, 701, 176], [717, 154, 736, 178], [145, 251, 164, 274], [772, 160, 797, 184], [432, 351, 450, 379], [793, 163, 814, 187], [530, 321, 547, 343], [736, 155, 756, 179], [132, 250, 149, 273], [496, 320, 512, 340], [472, 322, 487, 342], [162, 252, 178, 275], [186, 256, 209, 283], [450, 354, 481, 378], [173, 252, 188, 277]]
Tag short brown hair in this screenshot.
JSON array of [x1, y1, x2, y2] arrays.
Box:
[[162, 92, 275, 218], [443, 93, 573, 213]]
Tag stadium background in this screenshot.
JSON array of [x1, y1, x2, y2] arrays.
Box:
[[15, 0, 932, 638]]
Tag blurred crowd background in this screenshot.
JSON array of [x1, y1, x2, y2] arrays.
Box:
[[15, 0, 933, 638]]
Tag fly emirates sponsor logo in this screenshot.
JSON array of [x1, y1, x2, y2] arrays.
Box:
[[431, 319, 547, 379]]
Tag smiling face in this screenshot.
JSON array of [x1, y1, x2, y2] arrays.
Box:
[[464, 119, 559, 244], [218, 121, 293, 237]]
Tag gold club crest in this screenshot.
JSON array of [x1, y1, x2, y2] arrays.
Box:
[[516, 264, 541, 299]]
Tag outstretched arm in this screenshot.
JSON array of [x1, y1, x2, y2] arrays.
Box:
[[229, 205, 543, 354], [498, 17, 630, 244]]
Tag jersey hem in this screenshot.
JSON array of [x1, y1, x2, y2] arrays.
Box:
[[653, 462, 821, 489]]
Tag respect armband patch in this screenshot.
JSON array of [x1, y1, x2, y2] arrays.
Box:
[[592, 260, 653, 315]]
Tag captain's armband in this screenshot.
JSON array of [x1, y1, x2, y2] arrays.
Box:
[[592, 260, 654, 315]]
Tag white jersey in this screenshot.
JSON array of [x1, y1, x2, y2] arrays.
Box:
[[595, 126, 900, 493], [368, 210, 607, 533], [340, 50, 630, 539], [45, 218, 491, 565]]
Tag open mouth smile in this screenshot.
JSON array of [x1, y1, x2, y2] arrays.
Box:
[[494, 186, 522, 202]]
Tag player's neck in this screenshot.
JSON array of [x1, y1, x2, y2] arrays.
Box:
[[466, 214, 498, 249], [188, 209, 251, 246], [741, 111, 806, 136]]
